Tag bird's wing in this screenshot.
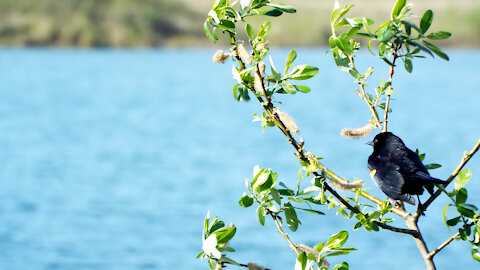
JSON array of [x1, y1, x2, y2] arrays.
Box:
[[397, 146, 430, 175], [368, 155, 416, 205]]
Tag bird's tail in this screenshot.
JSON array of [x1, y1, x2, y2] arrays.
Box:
[[416, 171, 448, 184]]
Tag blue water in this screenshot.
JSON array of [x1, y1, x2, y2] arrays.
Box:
[[0, 48, 478, 270]]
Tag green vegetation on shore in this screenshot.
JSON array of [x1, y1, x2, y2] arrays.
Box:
[[0, 0, 478, 47]]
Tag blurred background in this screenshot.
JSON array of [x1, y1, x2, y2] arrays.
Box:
[[0, 0, 478, 47], [0, 1, 479, 270]]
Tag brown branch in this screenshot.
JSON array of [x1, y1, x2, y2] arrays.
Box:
[[405, 213, 436, 270], [427, 232, 460, 260], [421, 138, 480, 212]]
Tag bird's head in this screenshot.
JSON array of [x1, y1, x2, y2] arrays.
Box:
[[367, 132, 404, 151]]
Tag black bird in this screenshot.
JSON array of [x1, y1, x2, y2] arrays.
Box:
[[367, 132, 447, 205]]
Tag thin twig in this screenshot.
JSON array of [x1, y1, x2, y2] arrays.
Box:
[[421, 138, 480, 212], [269, 213, 315, 270], [359, 83, 383, 129], [383, 47, 399, 132], [427, 232, 460, 260], [270, 212, 300, 255]]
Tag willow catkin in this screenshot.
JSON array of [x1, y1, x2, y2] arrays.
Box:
[[276, 109, 300, 135], [247, 262, 266, 270], [340, 121, 375, 138], [329, 178, 364, 191], [237, 43, 253, 66], [212, 50, 230, 64]]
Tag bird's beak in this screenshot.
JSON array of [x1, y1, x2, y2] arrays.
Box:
[[366, 140, 374, 146]]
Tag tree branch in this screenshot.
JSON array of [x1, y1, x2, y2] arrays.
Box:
[[405, 213, 436, 270], [421, 137, 480, 212], [427, 232, 460, 260]]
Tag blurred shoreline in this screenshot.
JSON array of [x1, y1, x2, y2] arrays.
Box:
[[0, 0, 478, 48]]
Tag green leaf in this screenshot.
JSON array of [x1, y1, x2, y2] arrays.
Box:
[[203, 21, 217, 43], [333, 5, 354, 24], [391, 0, 406, 20], [297, 252, 307, 270], [271, 188, 282, 205], [456, 188, 468, 204], [422, 40, 449, 61], [208, 259, 216, 270], [427, 31, 452, 40], [455, 169, 472, 190], [420, 10, 434, 34], [286, 65, 319, 80], [443, 204, 452, 228], [408, 41, 434, 58], [246, 24, 255, 40], [404, 58, 412, 73], [239, 194, 254, 208], [456, 203, 478, 218], [221, 256, 240, 266], [282, 80, 297, 94], [472, 246, 480, 262], [269, 55, 281, 80], [425, 163, 441, 170], [326, 231, 348, 249], [209, 218, 225, 234], [267, 3, 296, 13], [295, 85, 311, 93], [214, 226, 236, 245], [334, 37, 353, 56], [376, 24, 395, 42], [261, 9, 283, 17], [446, 216, 461, 227], [285, 50, 297, 74], [252, 170, 276, 192], [295, 207, 325, 215], [285, 203, 299, 232], [332, 49, 351, 72], [257, 22, 271, 38], [332, 262, 349, 270], [218, 19, 235, 32], [401, 20, 420, 33], [257, 205, 266, 225], [353, 222, 362, 230]]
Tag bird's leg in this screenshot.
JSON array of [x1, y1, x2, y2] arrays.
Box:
[[417, 195, 425, 216], [389, 198, 405, 211]]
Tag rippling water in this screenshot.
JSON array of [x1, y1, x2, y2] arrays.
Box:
[[0, 48, 478, 270]]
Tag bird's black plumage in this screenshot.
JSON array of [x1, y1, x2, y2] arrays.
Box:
[[367, 132, 447, 205]]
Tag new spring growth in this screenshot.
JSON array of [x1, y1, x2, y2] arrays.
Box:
[[305, 152, 321, 173], [255, 41, 269, 51], [276, 109, 299, 135], [237, 43, 253, 66], [340, 121, 375, 139], [212, 50, 230, 64]]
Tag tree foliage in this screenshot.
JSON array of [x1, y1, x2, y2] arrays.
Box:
[[199, 1, 480, 269]]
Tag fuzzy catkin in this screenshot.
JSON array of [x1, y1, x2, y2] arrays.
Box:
[[341, 121, 374, 138]]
